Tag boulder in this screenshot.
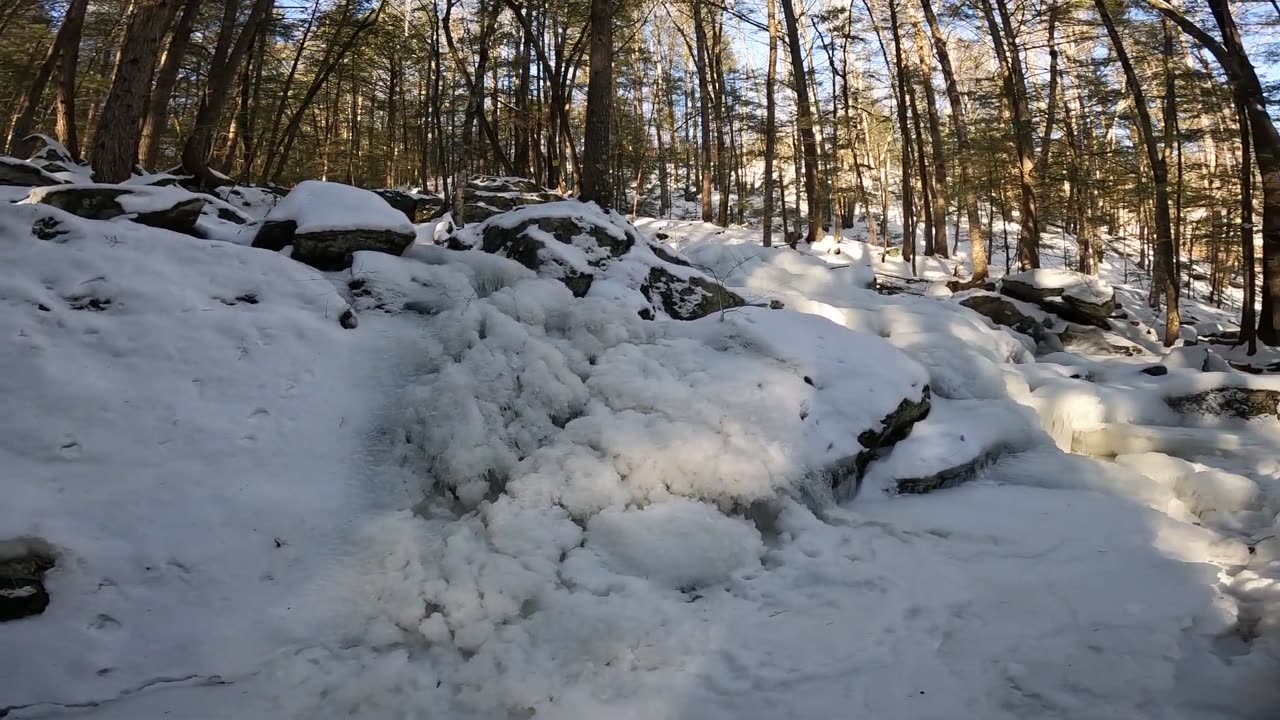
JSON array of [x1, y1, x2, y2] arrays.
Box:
[[1167, 386, 1280, 420], [956, 290, 1062, 351], [0, 156, 66, 187], [473, 213, 636, 297], [1162, 346, 1232, 373], [0, 542, 55, 622], [24, 184, 207, 235], [374, 188, 446, 223], [252, 180, 416, 270], [456, 176, 565, 224], [641, 265, 745, 320], [1000, 269, 1115, 327]]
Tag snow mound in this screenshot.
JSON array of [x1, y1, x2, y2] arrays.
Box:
[[1175, 470, 1262, 516], [263, 180, 413, 235], [0, 202, 364, 708], [1007, 268, 1114, 304], [586, 499, 763, 589]]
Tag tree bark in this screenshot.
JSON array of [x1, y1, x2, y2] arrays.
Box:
[[1095, 0, 1179, 346], [90, 0, 178, 182], [9, 0, 91, 157], [781, 0, 819, 243], [579, 0, 612, 205], [139, 0, 202, 169], [762, 0, 778, 247]]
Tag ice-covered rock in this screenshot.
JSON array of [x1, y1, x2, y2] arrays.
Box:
[[954, 289, 1061, 350], [22, 183, 207, 235], [1057, 324, 1147, 356], [253, 180, 415, 270]]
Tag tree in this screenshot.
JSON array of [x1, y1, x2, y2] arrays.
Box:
[[579, 0, 612, 204], [8, 0, 89, 157], [762, 0, 778, 247], [1094, 0, 1179, 346], [780, 0, 819, 243], [90, 0, 178, 182]]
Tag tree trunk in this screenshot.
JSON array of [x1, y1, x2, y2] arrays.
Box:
[[780, 0, 820, 243], [886, 0, 914, 262], [180, 0, 274, 187], [762, 0, 778, 247], [692, 0, 714, 222], [90, 0, 178, 182], [9, 0, 91, 157], [53, 0, 90, 159], [1095, 0, 1179, 345], [578, 0, 611, 205], [1238, 97, 1257, 353], [139, 0, 202, 169], [980, 0, 1040, 269], [913, 20, 948, 258]]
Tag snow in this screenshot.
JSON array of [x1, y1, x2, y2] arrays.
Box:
[[2, 188, 1279, 720], [1006, 267, 1114, 304], [263, 180, 413, 235]]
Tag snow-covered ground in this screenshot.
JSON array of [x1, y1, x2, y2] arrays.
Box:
[[2, 188, 1279, 720]]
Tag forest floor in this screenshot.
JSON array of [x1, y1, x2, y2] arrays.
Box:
[[2, 187, 1279, 719]]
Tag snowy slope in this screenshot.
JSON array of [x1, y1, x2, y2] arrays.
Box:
[[2, 191, 1278, 720]]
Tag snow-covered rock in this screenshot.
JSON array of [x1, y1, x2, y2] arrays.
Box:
[[374, 188, 445, 223], [453, 175, 565, 224], [0, 539, 55, 622], [1167, 385, 1280, 420], [0, 155, 67, 187], [1001, 268, 1116, 327], [253, 180, 415, 270], [1174, 470, 1262, 516], [22, 183, 208, 235], [446, 200, 745, 320]]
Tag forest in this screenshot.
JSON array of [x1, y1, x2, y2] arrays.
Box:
[[1, 0, 1277, 349]]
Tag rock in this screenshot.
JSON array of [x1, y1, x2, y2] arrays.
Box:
[[823, 388, 933, 492], [957, 293, 1054, 345], [1056, 324, 1146, 356], [25, 184, 208, 235], [893, 448, 1002, 494], [374, 188, 445, 223], [339, 308, 359, 329], [0, 542, 55, 622], [641, 265, 745, 320], [252, 181, 416, 270], [475, 214, 636, 297], [1139, 365, 1169, 376], [1000, 269, 1115, 327], [456, 176, 564, 224], [1167, 387, 1280, 420], [0, 156, 66, 187]]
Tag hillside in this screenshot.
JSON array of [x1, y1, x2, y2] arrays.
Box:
[[1, 169, 1279, 720]]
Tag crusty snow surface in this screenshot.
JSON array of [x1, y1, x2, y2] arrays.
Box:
[[1, 198, 1278, 720]]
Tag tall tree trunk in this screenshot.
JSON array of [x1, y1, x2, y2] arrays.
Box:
[[140, 0, 202, 169], [980, 0, 1040, 269], [762, 0, 778, 247], [885, 0, 914, 262], [9, 0, 91, 157], [1238, 97, 1257, 353], [780, 0, 819, 243], [578, 0, 611, 205], [90, 0, 178, 182], [913, 20, 948, 258], [1095, 0, 1179, 345], [53, 0, 90, 159], [692, 0, 714, 222]]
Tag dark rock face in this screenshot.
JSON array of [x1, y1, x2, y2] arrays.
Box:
[[1000, 272, 1116, 328], [476, 214, 637, 297], [374, 189, 445, 223], [1140, 365, 1169, 376], [29, 185, 207, 235], [253, 220, 415, 271], [456, 177, 565, 224], [1167, 387, 1280, 420], [0, 544, 55, 622], [0, 156, 65, 187], [822, 387, 933, 491], [641, 265, 745, 320], [957, 292, 1059, 349]]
